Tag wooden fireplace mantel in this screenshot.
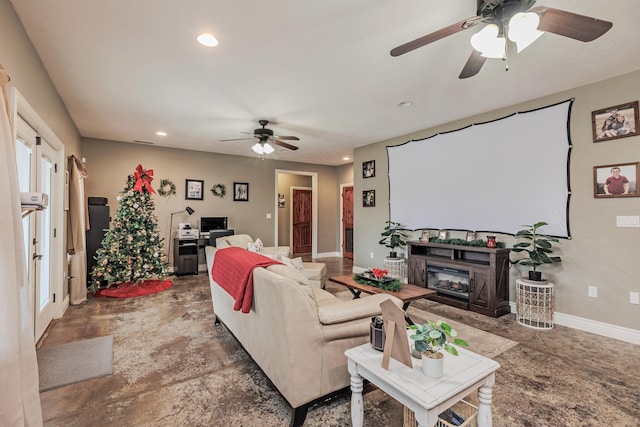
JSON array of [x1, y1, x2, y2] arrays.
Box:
[[407, 240, 511, 317]]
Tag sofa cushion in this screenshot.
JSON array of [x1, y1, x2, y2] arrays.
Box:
[[280, 256, 305, 271], [317, 293, 398, 325], [266, 264, 310, 286], [224, 234, 254, 248]]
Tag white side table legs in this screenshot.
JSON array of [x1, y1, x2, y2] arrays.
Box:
[[348, 360, 364, 427], [477, 374, 495, 427]]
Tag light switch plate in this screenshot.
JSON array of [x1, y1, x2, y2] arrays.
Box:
[[616, 216, 640, 227]]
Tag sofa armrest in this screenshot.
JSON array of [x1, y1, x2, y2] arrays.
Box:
[[317, 294, 402, 325], [263, 246, 291, 258]]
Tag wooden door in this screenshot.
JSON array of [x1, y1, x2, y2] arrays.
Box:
[[342, 186, 353, 259], [292, 189, 312, 254]]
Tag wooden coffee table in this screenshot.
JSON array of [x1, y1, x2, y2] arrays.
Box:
[[329, 274, 435, 325]]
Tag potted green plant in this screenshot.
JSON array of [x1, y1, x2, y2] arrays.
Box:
[[409, 320, 469, 378], [378, 220, 409, 258], [510, 221, 562, 282]]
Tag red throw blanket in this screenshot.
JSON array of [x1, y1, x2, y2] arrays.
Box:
[[211, 247, 282, 313]]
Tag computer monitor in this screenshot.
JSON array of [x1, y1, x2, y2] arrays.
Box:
[[200, 217, 228, 232]]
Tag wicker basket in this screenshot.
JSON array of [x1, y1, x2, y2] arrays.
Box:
[[403, 400, 478, 427]]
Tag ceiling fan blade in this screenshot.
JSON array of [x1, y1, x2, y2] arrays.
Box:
[[459, 50, 487, 79], [273, 139, 299, 151], [390, 17, 480, 57], [274, 135, 300, 141], [531, 6, 613, 42], [220, 137, 257, 142]]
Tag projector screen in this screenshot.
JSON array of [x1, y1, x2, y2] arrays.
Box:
[[388, 100, 572, 238]]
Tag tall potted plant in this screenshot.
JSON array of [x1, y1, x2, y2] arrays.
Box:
[[510, 221, 562, 281], [378, 220, 408, 258]]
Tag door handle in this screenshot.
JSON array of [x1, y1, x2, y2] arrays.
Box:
[[33, 253, 43, 261]]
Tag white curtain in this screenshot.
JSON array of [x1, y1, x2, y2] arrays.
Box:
[[67, 155, 89, 304], [0, 66, 44, 425]]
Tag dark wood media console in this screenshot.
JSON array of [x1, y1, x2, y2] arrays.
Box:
[[407, 240, 510, 317]]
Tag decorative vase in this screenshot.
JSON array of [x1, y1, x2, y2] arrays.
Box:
[[528, 271, 543, 281], [421, 351, 444, 378], [486, 236, 497, 248]]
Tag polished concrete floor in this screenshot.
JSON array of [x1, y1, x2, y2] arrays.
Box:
[[39, 257, 640, 426]]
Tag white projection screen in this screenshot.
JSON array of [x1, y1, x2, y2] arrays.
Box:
[[387, 100, 572, 238]]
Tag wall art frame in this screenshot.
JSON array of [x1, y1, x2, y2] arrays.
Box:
[[362, 190, 375, 207], [233, 182, 249, 201], [592, 101, 639, 142], [185, 179, 204, 200], [593, 162, 639, 198], [363, 160, 375, 178]]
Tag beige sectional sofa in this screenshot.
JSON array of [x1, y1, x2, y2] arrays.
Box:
[[205, 246, 402, 426], [215, 233, 327, 288]]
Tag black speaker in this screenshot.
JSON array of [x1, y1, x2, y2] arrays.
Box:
[[86, 202, 110, 284], [88, 196, 108, 206]]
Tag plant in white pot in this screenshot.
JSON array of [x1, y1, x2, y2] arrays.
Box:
[[409, 320, 469, 378], [510, 221, 562, 282], [378, 220, 409, 258]]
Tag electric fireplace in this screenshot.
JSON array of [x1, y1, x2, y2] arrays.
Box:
[[426, 265, 470, 300]]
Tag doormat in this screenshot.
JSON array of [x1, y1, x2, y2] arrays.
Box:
[[37, 335, 113, 392], [95, 279, 173, 298]]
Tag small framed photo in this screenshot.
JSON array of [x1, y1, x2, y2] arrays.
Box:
[[185, 179, 204, 200], [363, 160, 375, 178], [466, 231, 477, 242], [438, 230, 448, 240], [278, 193, 285, 208], [419, 230, 431, 241], [362, 190, 375, 207], [233, 182, 249, 201], [593, 162, 639, 198], [592, 101, 639, 142]]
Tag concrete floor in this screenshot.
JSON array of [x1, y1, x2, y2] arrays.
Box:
[[39, 257, 640, 426]]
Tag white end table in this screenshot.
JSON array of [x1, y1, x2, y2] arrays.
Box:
[[515, 279, 554, 330], [345, 341, 500, 427]]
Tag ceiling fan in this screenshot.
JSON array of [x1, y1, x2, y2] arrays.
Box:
[[390, 0, 613, 79], [221, 119, 300, 154]]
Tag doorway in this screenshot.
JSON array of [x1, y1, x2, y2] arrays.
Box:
[[12, 89, 65, 341], [275, 170, 318, 258], [341, 185, 353, 259], [291, 187, 312, 255]]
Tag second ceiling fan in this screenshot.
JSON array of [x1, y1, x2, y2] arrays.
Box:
[[221, 119, 300, 155], [390, 0, 613, 79]]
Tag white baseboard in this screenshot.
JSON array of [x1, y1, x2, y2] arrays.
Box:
[[316, 251, 341, 258], [508, 302, 640, 345]]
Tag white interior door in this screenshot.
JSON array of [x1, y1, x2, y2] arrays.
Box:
[[16, 116, 57, 340]]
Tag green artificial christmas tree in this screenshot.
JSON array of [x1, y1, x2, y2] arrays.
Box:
[[89, 164, 169, 292]]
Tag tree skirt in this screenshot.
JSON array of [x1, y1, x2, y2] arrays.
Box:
[[95, 279, 173, 298]]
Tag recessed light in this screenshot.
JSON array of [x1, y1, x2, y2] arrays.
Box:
[[343, 156, 351, 161], [156, 131, 167, 136], [197, 33, 219, 47], [398, 101, 413, 108]]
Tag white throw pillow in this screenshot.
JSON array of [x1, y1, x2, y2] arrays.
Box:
[[280, 256, 305, 272], [267, 264, 310, 285], [247, 242, 260, 253]]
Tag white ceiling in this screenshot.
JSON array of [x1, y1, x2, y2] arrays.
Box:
[[10, 0, 640, 166]]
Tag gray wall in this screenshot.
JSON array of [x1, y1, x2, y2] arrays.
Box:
[[81, 139, 343, 261], [354, 70, 640, 330]]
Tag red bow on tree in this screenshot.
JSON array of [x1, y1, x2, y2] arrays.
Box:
[[133, 164, 155, 194]]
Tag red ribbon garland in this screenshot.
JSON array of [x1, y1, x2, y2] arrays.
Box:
[[133, 164, 155, 194]]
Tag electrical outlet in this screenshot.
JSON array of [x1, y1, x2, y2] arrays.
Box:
[[588, 286, 598, 298], [630, 292, 640, 305]]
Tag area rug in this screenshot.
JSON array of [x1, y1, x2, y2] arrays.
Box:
[[37, 335, 113, 392], [95, 279, 173, 298]]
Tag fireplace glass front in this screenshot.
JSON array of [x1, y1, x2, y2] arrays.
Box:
[[426, 265, 470, 300]]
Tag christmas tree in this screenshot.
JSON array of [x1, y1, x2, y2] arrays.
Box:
[[89, 164, 169, 292]]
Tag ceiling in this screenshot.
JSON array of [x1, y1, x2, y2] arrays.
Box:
[[10, 0, 640, 166]]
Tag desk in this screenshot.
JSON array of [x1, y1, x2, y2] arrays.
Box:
[[329, 275, 435, 325], [345, 341, 499, 427]]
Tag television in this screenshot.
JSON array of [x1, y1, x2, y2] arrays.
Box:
[[200, 217, 228, 232]]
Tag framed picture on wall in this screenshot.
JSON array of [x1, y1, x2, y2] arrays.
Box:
[[592, 101, 639, 142], [363, 160, 375, 178], [419, 230, 431, 241], [438, 230, 448, 240], [233, 182, 249, 201], [185, 179, 204, 200], [278, 193, 285, 208], [465, 231, 477, 242], [362, 190, 375, 207], [593, 162, 639, 198]]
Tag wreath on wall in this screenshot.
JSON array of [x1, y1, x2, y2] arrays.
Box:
[[211, 183, 226, 198], [157, 179, 177, 197]]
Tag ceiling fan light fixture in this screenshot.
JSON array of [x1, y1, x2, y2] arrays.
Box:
[[508, 12, 544, 53], [470, 24, 505, 59], [263, 143, 275, 154], [251, 143, 264, 154]]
